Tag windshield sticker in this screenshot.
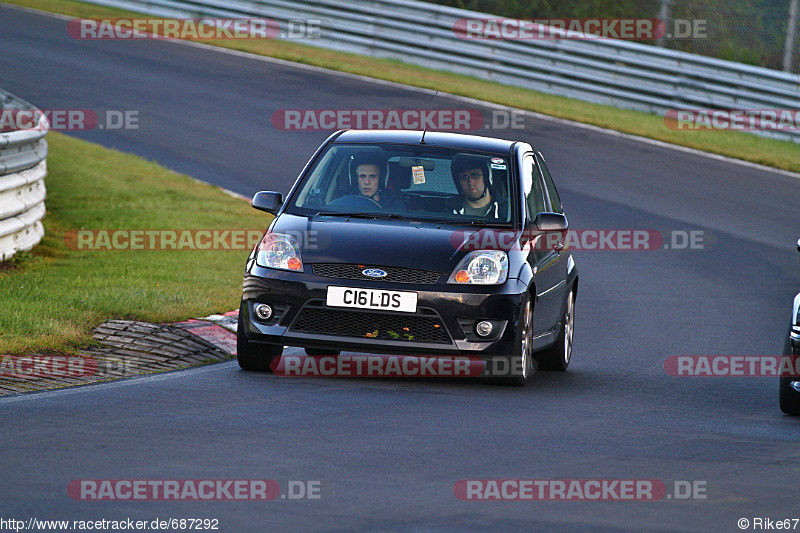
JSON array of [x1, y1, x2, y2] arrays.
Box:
[[491, 163, 507, 170], [491, 157, 504, 164], [412, 165, 426, 185]]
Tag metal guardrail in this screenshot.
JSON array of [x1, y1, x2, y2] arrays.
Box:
[[0, 90, 48, 262], [80, 0, 799, 142]]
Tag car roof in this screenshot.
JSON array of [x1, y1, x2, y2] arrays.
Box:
[[332, 129, 518, 154]]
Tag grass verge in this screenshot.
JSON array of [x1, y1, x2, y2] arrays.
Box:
[[4, 0, 800, 173], [0, 132, 270, 355]]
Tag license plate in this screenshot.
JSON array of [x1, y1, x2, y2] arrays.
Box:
[[326, 286, 418, 313]]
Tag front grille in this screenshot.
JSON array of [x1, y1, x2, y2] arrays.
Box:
[[290, 306, 451, 344], [312, 264, 441, 285]]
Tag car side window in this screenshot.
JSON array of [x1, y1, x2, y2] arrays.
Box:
[[536, 153, 562, 214], [523, 154, 546, 222]]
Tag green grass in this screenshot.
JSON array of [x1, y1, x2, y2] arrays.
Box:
[[0, 133, 271, 355], [4, 0, 800, 172]]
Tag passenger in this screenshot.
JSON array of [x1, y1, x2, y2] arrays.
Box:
[[451, 156, 508, 219]]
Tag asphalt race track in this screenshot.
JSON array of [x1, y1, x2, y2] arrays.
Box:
[[2, 5, 800, 531]]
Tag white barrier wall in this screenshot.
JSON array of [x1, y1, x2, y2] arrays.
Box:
[[0, 90, 48, 262]]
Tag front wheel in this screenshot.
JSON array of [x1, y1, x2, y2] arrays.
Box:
[[237, 307, 282, 371], [497, 293, 534, 386], [536, 289, 575, 371], [779, 376, 800, 415]]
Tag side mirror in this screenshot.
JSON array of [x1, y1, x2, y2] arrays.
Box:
[[532, 212, 568, 232], [252, 191, 283, 214]]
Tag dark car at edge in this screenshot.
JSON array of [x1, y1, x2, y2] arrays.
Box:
[[779, 239, 800, 414]]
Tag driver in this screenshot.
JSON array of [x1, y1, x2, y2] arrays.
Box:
[[451, 155, 508, 219], [350, 154, 404, 210]]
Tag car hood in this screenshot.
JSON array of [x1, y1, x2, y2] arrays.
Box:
[[272, 214, 482, 272]]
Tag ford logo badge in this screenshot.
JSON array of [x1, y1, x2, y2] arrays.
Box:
[[362, 268, 387, 278]]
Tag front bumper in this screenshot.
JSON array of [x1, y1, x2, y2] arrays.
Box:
[[240, 264, 527, 356]]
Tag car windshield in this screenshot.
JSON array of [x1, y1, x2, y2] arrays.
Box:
[[287, 143, 513, 226]]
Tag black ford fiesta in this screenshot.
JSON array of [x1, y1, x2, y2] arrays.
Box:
[[237, 129, 578, 385]]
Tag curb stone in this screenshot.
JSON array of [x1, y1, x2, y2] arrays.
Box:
[[0, 310, 240, 397]]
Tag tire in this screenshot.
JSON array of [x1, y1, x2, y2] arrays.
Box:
[[536, 289, 575, 371], [779, 331, 800, 415], [779, 376, 800, 415], [497, 293, 534, 386], [305, 348, 341, 356], [237, 306, 282, 371]]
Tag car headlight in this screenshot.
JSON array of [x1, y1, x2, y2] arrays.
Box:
[[448, 250, 508, 285], [255, 233, 303, 271]]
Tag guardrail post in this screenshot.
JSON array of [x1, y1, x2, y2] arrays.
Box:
[[784, 0, 799, 73], [656, 0, 672, 48]]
